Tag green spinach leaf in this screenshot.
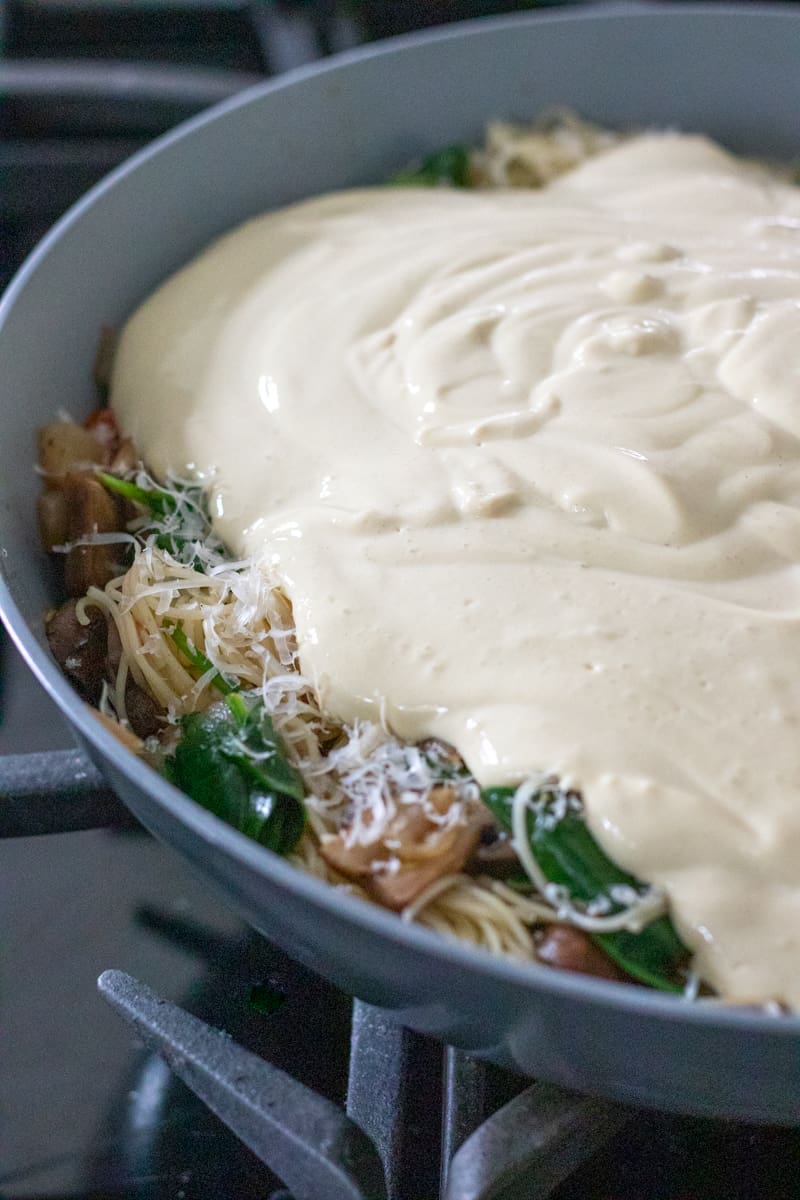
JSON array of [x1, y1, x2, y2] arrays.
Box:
[[482, 785, 689, 991], [392, 145, 471, 188], [168, 693, 305, 855]]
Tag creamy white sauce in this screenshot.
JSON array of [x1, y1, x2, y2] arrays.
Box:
[[111, 134, 800, 1005]]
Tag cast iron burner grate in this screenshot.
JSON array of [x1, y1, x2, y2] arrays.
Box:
[[96, 972, 628, 1200], [4, 749, 800, 1200]]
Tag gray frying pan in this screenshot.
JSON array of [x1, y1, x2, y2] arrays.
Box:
[[2, 3, 799, 1124]]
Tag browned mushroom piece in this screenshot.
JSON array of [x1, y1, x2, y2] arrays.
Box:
[[62, 473, 125, 595], [473, 828, 520, 874], [37, 421, 109, 482], [535, 923, 628, 983], [46, 600, 109, 704], [37, 417, 124, 559], [47, 599, 164, 740], [320, 784, 487, 911], [101, 606, 163, 738], [123, 682, 163, 739], [37, 487, 70, 551], [105, 617, 124, 678]]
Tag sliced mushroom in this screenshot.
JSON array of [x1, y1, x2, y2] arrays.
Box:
[[47, 598, 164, 739], [535, 924, 628, 983], [38, 421, 109, 482], [37, 415, 125, 559], [63, 473, 125, 595], [320, 784, 486, 911], [37, 487, 69, 551], [122, 683, 162, 740], [473, 827, 520, 874], [46, 600, 109, 704], [105, 620, 163, 739]]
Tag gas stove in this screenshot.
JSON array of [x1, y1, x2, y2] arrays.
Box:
[[3, 3, 800, 1196]]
